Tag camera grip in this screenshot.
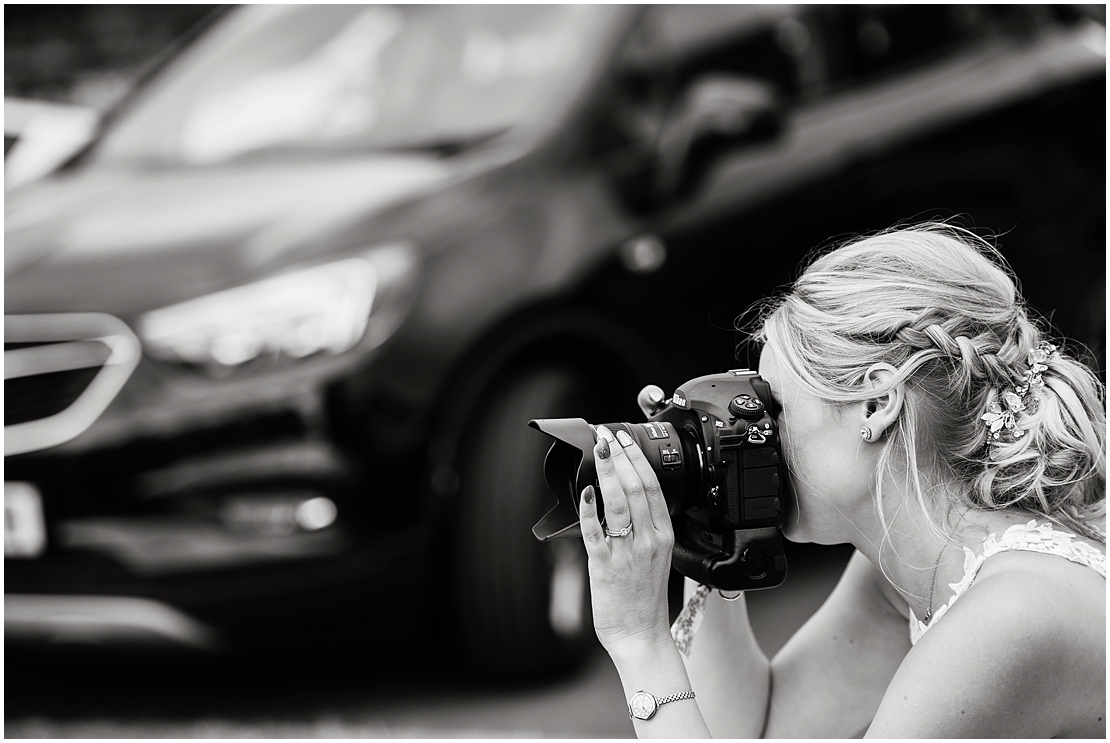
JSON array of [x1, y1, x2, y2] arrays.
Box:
[[671, 537, 717, 587], [671, 526, 787, 591]]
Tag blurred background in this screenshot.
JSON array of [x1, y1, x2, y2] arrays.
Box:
[[5, 4, 1105, 737]]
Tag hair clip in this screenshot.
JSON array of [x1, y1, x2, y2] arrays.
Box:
[[1022, 342, 1057, 387], [981, 342, 1057, 455]]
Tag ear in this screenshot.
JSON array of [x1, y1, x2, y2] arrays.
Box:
[[860, 363, 904, 441]]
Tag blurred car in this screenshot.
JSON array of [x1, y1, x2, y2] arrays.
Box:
[[5, 5, 1105, 677]]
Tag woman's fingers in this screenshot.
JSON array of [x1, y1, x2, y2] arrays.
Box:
[[594, 426, 634, 537], [578, 485, 608, 559], [613, 428, 672, 535], [598, 425, 659, 542]]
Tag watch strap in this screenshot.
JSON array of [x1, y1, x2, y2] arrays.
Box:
[[656, 690, 696, 706]]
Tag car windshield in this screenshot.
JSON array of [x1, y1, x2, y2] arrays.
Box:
[[89, 5, 617, 166]]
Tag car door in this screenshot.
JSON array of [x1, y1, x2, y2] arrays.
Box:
[[592, 5, 1105, 376]]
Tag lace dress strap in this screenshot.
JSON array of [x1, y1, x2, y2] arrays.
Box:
[[909, 520, 1105, 645]]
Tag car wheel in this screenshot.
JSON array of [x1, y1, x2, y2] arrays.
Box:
[[452, 366, 597, 678]]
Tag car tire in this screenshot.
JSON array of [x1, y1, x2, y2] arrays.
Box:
[[452, 365, 597, 679]]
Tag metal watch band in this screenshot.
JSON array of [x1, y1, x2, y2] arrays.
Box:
[[657, 690, 696, 706]]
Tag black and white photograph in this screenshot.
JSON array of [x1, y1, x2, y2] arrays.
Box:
[[5, 4, 1105, 738]]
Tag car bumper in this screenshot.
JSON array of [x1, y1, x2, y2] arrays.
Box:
[[5, 520, 433, 643], [5, 594, 222, 649], [5, 328, 437, 642]]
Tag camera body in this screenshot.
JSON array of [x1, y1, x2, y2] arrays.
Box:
[[529, 369, 789, 591]]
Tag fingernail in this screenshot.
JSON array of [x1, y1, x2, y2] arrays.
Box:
[[582, 486, 594, 504], [597, 437, 610, 460], [615, 430, 635, 448]]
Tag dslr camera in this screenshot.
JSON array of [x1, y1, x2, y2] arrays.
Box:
[[529, 369, 789, 592]]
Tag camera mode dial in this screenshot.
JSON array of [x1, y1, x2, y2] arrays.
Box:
[[728, 394, 764, 420]]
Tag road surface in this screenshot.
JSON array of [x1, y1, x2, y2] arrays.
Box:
[[6, 543, 854, 738]]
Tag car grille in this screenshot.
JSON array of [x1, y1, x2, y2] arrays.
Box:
[[5, 359, 103, 426], [5, 314, 141, 456]]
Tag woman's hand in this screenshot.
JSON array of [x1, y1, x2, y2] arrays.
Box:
[[580, 425, 676, 659]]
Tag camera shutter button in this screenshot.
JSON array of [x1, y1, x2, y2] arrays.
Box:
[[729, 395, 765, 420]]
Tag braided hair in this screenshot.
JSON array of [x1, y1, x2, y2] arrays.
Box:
[[753, 223, 1105, 543]]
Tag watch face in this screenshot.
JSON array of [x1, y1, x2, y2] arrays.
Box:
[[629, 691, 657, 720]]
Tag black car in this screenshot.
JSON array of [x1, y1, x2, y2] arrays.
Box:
[[5, 5, 1104, 677]]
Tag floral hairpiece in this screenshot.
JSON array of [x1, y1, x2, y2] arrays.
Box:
[[980, 341, 1058, 453]]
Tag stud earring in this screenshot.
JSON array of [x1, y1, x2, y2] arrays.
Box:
[[861, 426, 873, 441]]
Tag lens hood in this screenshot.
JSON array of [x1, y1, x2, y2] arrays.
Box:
[[528, 418, 597, 541]]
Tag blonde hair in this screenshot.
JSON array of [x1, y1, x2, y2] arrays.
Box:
[[753, 223, 1105, 543]]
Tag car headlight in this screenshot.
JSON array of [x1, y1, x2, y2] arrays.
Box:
[[138, 243, 416, 369]]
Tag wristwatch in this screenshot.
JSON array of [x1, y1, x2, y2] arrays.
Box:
[[628, 689, 696, 721]]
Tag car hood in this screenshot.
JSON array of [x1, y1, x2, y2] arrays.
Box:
[[5, 154, 455, 317]]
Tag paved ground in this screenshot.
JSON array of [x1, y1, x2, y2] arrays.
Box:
[[5, 543, 853, 738]]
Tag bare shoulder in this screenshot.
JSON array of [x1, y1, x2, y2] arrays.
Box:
[[867, 549, 1105, 738]]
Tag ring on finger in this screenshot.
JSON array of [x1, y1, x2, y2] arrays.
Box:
[[604, 522, 634, 538]]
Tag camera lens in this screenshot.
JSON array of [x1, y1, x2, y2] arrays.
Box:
[[528, 418, 698, 539]]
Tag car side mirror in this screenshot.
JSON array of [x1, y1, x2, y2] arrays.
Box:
[[654, 74, 782, 203]]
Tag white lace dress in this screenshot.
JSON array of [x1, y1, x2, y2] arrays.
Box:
[[909, 520, 1106, 646]]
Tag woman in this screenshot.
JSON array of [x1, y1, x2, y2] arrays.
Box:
[[578, 224, 1105, 738]]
